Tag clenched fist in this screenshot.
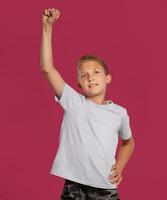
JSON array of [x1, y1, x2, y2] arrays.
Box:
[[42, 8, 61, 26]]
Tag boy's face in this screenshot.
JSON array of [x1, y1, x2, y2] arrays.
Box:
[[77, 60, 112, 98]]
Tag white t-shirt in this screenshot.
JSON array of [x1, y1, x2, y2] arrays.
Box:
[[50, 82, 132, 189]]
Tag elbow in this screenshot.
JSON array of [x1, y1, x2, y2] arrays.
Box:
[[40, 65, 54, 73], [40, 60, 50, 73], [41, 68, 49, 73], [122, 136, 135, 149], [130, 137, 135, 152]]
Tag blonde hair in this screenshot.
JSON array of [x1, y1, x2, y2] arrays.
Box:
[[77, 54, 110, 75]]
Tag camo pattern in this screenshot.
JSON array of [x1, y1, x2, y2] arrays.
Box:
[[60, 179, 120, 200]]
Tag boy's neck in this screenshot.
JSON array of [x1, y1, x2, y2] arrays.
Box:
[[85, 95, 109, 105]]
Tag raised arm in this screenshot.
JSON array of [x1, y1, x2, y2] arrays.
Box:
[[40, 8, 65, 97]]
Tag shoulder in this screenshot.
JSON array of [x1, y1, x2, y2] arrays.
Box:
[[112, 102, 128, 115]]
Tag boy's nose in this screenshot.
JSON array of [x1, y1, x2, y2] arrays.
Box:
[[88, 74, 94, 81]]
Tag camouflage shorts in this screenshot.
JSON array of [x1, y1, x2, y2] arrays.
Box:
[[60, 179, 120, 200]]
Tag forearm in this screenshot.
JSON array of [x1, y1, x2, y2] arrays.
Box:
[[116, 138, 135, 173], [40, 24, 55, 72]]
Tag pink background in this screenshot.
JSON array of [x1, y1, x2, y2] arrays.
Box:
[[0, 0, 166, 199]]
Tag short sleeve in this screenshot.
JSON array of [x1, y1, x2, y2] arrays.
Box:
[[119, 108, 132, 140], [54, 82, 83, 110]]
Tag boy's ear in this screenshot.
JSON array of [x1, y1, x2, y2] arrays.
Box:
[[106, 74, 112, 84]]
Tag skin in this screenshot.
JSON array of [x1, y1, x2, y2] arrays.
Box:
[[77, 60, 112, 105], [109, 137, 135, 186], [78, 61, 135, 187]]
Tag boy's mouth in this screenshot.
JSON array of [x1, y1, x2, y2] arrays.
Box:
[[88, 83, 98, 88]]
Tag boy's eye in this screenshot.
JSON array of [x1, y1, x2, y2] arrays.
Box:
[[81, 74, 86, 77], [81, 71, 99, 77]]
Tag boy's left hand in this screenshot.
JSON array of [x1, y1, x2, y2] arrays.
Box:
[[108, 164, 123, 187]]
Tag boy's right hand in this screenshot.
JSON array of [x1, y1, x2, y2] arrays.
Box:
[[42, 8, 61, 26]]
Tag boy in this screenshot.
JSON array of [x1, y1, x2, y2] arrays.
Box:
[[40, 8, 135, 200]]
